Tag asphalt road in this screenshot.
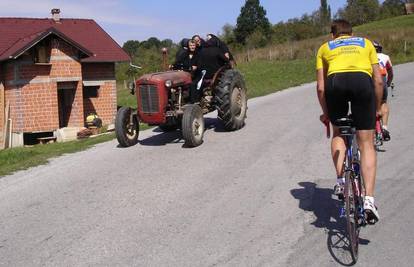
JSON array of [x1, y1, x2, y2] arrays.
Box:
[[0, 63, 413, 267]]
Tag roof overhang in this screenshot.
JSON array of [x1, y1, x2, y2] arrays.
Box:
[[10, 27, 94, 60]]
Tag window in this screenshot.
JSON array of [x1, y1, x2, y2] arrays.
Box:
[[83, 86, 99, 98], [33, 39, 51, 64]]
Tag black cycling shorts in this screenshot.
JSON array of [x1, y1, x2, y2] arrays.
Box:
[[325, 72, 376, 130]]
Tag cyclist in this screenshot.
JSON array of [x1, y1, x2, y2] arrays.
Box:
[[316, 19, 383, 224], [373, 41, 393, 141]]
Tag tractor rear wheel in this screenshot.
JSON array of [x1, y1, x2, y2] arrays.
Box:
[[182, 104, 204, 147], [215, 69, 247, 131], [115, 107, 139, 147]]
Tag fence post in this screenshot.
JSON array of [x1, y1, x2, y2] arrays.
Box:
[[404, 40, 407, 54]]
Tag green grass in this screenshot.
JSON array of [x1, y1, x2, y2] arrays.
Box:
[[355, 14, 414, 32], [0, 133, 115, 177], [238, 59, 316, 98], [117, 83, 137, 108]]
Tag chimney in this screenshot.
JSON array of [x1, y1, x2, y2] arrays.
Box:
[[51, 8, 60, 22]]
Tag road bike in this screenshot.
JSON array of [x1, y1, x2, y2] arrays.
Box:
[[325, 117, 367, 263]]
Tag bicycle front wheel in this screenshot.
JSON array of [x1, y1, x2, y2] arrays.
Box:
[[345, 170, 360, 263]]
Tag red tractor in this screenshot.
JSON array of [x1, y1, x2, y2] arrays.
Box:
[[115, 65, 247, 147]]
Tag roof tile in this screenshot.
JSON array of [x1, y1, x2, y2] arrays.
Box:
[[0, 18, 131, 62]]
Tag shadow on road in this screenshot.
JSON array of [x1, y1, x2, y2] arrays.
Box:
[[204, 117, 227, 132], [135, 118, 227, 147], [139, 130, 183, 146], [291, 182, 370, 266]]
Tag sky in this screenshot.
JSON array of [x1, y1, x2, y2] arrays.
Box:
[[0, 0, 365, 46]]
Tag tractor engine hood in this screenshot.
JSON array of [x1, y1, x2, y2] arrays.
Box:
[[137, 70, 192, 86]]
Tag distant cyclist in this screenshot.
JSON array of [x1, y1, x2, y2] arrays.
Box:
[[373, 41, 393, 141], [316, 19, 383, 223]]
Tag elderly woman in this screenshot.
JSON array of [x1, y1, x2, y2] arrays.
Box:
[[172, 39, 199, 72]]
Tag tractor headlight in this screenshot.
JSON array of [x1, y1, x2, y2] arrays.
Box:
[[165, 80, 173, 88]]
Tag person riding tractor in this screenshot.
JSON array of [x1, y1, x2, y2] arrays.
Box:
[[115, 38, 247, 148]]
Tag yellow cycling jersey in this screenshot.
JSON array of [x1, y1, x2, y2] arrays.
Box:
[[316, 35, 378, 77]]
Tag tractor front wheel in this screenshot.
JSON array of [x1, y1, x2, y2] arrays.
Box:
[[182, 104, 204, 147], [115, 107, 139, 147]]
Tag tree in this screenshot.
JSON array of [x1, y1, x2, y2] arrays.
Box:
[[160, 39, 174, 49], [246, 30, 267, 48], [234, 0, 271, 44], [122, 40, 140, 57], [143, 37, 161, 49], [319, 0, 331, 26], [336, 0, 381, 25], [380, 0, 406, 18], [220, 23, 236, 45]]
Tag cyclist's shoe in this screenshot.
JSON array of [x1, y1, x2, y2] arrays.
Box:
[[364, 198, 380, 224], [334, 183, 344, 200], [382, 129, 391, 141]]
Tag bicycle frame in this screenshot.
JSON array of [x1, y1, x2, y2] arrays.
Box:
[[336, 117, 366, 263], [339, 123, 365, 222]]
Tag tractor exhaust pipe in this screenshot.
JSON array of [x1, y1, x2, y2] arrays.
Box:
[[162, 47, 168, 71]]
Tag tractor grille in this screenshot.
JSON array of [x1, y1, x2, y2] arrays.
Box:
[[139, 85, 159, 113]]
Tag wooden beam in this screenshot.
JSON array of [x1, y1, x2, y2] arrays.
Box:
[[2, 101, 9, 149], [0, 82, 4, 148]]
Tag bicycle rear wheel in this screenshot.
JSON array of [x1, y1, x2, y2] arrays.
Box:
[[345, 170, 360, 263]]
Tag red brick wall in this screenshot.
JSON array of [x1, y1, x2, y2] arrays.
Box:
[[50, 39, 82, 79], [20, 83, 59, 132], [82, 63, 116, 125]]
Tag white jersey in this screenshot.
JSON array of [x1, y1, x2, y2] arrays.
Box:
[[377, 53, 392, 76]]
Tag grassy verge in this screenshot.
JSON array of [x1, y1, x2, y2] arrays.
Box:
[[238, 59, 316, 98], [0, 85, 150, 177], [0, 133, 115, 177], [117, 83, 137, 108]]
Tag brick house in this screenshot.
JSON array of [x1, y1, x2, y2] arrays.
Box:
[[0, 9, 130, 147]]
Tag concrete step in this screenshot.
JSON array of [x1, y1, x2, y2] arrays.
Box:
[[56, 127, 84, 142]]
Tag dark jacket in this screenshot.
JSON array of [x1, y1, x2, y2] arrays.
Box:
[[175, 38, 190, 63], [174, 50, 199, 71], [196, 43, 229, 79], [207, 34, 234, 61]]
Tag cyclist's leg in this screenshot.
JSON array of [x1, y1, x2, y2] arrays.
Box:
[[331, 127, 346, 177], [350, 73, 376, 196], [381, 103, 389, 126], [350, 73, 380, 222], [381, 77, 391, 140], [325, 73, 349, 187], [356, 130, 376, 196]]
